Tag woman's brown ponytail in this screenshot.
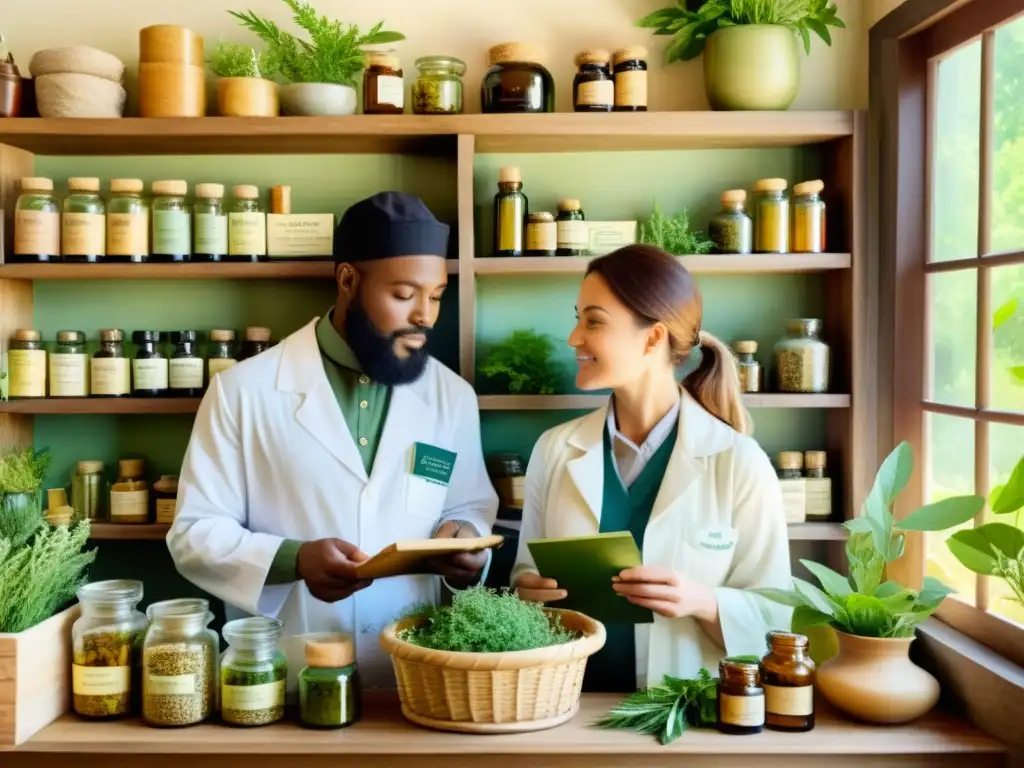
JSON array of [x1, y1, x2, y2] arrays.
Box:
[[685, 329, 751, 435]]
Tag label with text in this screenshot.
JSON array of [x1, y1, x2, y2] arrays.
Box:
[[719, 693, 765, 727], [73, 664, 131, 696], [222, 680, 285, 711], [764, 684, 814, 717], [412, 442, 457, 486], [146, 673, 196, 696]]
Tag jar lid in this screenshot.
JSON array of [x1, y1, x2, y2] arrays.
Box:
[[172, 330, 197, 343], [195, 182, 224, 199], [575, 48, 611, 66], [731, 340, 757, 354], [152, 179, 188, 197], [68, 177, 100, 192], [76, 579, 143, 605], [99, 328, 124, 342], [414, 55, 467, 75], [21, 177, 54, 192], [246, 326, 272, 342], [487, 42, 546, 67], [118, 458, 145, 477], [56, 329, 86, 343], [271, 185, 291, 215], [233, 184, 260, 200], [719, 656, 759, 677], [110, 178, 144, 194], [777, 451, 804, 470], [804, 450, 827, 470], [557, 198, 581, 212], [13, 329, 41, 342], [498, 166, 522, 183], [223, 616, 283, 647], [154, 475, 179, 492], [146, 597, 211, 623], [785, 317, 822, 336], [528, 211, 555, 223], [721, 189, 747, 204], [753, 177, 788, 193], [793, 179, 825, 196], [77, 460, 105, 474], [304, 632, 355, 668], [366, 51, 400, 69], [766, 630, 809, 648], [210, 329, 236, 342], [612, 46, 648, 66]]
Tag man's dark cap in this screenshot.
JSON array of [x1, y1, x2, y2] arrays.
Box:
[[333, 191, 449, 263]]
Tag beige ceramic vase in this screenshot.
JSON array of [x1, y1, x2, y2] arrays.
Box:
[[815, 632, 940, 724]]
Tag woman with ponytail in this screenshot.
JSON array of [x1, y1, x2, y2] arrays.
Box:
[[512, 244, 792, 693]]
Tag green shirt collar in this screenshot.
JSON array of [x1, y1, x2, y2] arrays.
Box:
[[316, 309, 362, 372]]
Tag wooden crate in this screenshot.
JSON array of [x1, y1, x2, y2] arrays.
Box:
[[0, 604, 78, 746]]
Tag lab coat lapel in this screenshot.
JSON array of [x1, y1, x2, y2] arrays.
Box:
[[565, 402, 609, 527], [371, 374, 435, 480]]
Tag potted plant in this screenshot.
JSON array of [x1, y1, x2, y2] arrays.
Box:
[[380, 587, 605, 733], [479, 329, 563, 395], [0, 446, 50, 546], [230, 0, 404, 117], [638, 201, 714, 255], [209, 40, 279, 117], [756, 441, 984, 724], [637, 0, 846, 110]]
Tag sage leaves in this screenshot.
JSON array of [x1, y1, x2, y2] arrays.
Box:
[[595, 671, 717, 744]]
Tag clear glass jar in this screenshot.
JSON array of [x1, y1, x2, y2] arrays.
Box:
[[760, 631, 816, 732], [221, 617, 287, 727], [151, 180, 191, 263], [709, 190, 753, 254], [109, 458, 149, 525], [299, 634, 361, 729], [731, 340, 760, 393], [612, 46, 648, 111], [363, 51, 404, 115], [72, 460, 106, 522], [573, 49, 613, 112], [774, 318, 830, 393], [132, 330, 168, 397], [791, 179, 826, 254], [753, 178, 789, 254], [208, 329, 237, 380], [169, 331, 203, 397], [106, 178, 148, 263], [482, 43, 554, 113], [91, 328, 130, 397], [717, 657, 764, 735], [72, 579, 148, 719], [8, 329, 46, 398], [240, 327, 272, 360], [50, 329, 89, 397], [556, 199, 586, 256], [228, 185, 266, 262], [142, 598, 218, 727], [776, 451, 803, 480], [412, 55, 465, 114], [13, 176, 60, 263], [193, 183, 227, 262], [62, 177, 106, 263]]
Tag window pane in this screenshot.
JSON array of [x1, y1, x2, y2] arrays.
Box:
[[929, 270, 977, 406], [992, 18, 1024, 254], [932, 40, 981, 262], [926, 413, 977, 606], [992, 263, 1024, 413], [989, 422, 1024, 626]]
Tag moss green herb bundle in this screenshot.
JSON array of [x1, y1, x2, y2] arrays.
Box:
[[479, 329, 562, 395], [208, 41, 276, 79], [399, 587, 576, 653], [596, 671, 718, 745], [638, 202, 715, 255]]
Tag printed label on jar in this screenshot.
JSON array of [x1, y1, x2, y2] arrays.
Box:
[[194, 213, 228, 255], [91, 358, 130, 396], [14, 210, 60, 256], [62, 212, 106, 257], [764, 684, 814, 717], [133, 358, 169, 391], [228, 212, 267, 256], [155, 498, 177, 524], [146, 674, 196, 696], [557, 220, 588, 250], [719, 693, 765, 727], [526, 222, 556, 252], [8, 349, 47, 398], [50, 353, 89, 397], [376, 75, 405, 108], [107, 212, 149, 256], [169, 357, 204, 389], [152, 210, 191, 256], [577, 79, 614, 107], [73, 664, 131, 696], [111, 489, 149, 521], [614, 70, 648, 108], [208, 358, 237, 378], [222, 680, 285, 711]]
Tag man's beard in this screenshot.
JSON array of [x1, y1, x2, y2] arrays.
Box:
[[344, 296, 431, 386]]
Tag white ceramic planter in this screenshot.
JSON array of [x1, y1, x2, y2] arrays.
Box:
[[279, 83, 357, 116]]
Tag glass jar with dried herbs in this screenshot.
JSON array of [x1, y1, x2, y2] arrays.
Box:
[[151, 180, 191, 263], [221, 617, 287, 727], [709, 190, 753, 254], [731, 340, 760, 393], [72, 580, 148, 719], [193, 183, 228, 262], [106, 178, 148, 263], [13, 176, 60, 263], [299, 633, 361, 729], [62, 177, 106, 263], [412, 55, 465, 114], [228, 185, 266, 262], [774, 318, 831, 393], [50, 330, 89, 398], [142, 598, 218, 727]]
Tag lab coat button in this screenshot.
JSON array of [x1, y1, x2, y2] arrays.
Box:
[[359, 437, 368, 446], [360, 400, 368, 409], [359, 375, 370, 384]]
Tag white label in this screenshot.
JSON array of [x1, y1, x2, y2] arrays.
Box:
[[14, 210, 60, 256], [228, 212, 267, 256], [764, 684, 814, 717], [194, 213, 228, 255], [111, 489, 149, 520], [376, 75, 405, 108], [50, 353, 89, 397], [133, 358, 169, 391], [222, 680, 285, 711], [91, 357, 130, 396], [146, 674, 196, 696], [62, 212, 106, 257], [720, 693, 765, 727], [526, 222, 556, 252], [557, 219, 588, 249], [804, 477, 832, 519], [614, 70, 647, 108], [8, 349, 47, 397], [208, 358, 237, 378], [169, 358, 203, 389], [577, 79, 613, 107], [780, 478, 807, 524], [73, 664, 131, 696], [156, 498, 177, 524]]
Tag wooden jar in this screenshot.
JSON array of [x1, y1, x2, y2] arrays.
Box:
[[138, 25, 205, 117], [217, 77, 279, 117]]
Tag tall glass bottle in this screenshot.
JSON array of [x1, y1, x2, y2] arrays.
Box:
[[760, 631, 816, 732], [493, 166, 527, 257]]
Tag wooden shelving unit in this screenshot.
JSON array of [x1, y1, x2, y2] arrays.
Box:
[[474, 253, 852, 276], [0, 260, 458, 280]]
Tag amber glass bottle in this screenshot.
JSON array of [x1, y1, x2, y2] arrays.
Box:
[[760, 631, 816, 732], [717, 658, 765, 735], [363, 51, 404, 114], [573, 49, 612, 112]]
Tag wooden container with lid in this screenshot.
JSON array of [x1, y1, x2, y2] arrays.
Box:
[[140, 25, 204, 66], [139, 25, 205, 118]]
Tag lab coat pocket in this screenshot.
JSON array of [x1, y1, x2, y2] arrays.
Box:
[[405, 474, 449, 526], [679, 524, 738, 587]]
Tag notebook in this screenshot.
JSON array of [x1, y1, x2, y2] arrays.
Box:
[[353, 535, 504, 579]]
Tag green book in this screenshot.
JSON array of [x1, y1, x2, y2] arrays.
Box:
[[527, 531, 653, 625]]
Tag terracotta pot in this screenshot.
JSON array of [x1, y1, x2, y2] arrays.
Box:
[[815, 631, 940, 724], [217, 77, 278, 117], [703, 24, 800, 111]]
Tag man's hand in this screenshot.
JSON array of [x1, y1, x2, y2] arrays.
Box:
[[296, 538, 373, 603], [612, 565, 718, 620], [514, 572, 568, 604], [426, 520, 488, 588]]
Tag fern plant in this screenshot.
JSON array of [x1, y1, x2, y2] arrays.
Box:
[[638, 202, 715, 255], [208, 41, 276, 79], [479, 330, 562, 395], [229, 0, 404, 87]]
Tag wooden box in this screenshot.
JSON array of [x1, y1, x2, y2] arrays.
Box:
[[0, 604, 78, 746]]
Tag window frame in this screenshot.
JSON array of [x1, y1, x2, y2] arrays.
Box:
[[872, 0, 1024, 669]]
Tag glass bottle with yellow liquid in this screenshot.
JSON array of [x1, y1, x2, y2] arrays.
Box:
[[493, 166, 527, 257]]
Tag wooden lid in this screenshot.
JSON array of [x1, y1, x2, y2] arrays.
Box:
[[731, 340, 757, 354], [77, 460, 104, 474], [498, 166, 522, 183], [139, 24, 204, 66], [804, 450, 827, 470], [753, 177, 788, 192], [245, 326, 271, 342], [152, 179, 187, 196], [575, 48, 611, 66], [118, 458, 145, 477], [21, 177, 53, 192], [110, 178, 143, 194], [558, 198, 581, 212], [721, 189, 747, 204], [304, 633, 355, 668], [99, 328, 124, 342], [68, 177, 100, 192], [195, 182, 224, 198], [487, 42, 546, 66], [210, 329, 236, 342], [366, 51, 400, 69], [777, 451, 804, 470], [233, 184, 259, 200], [13, 329, 41, 342], [612, 46, 648, 65], [271, 185, 292, 215], [793, 179, 825, 196], [529, 211, 555, 222]]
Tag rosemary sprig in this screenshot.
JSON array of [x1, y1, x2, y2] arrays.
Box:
[[595, 670, 718, 745]]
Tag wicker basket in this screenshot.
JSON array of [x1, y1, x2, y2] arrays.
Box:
[[379, 608, 605, 734]]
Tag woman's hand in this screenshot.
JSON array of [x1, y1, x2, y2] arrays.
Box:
[[514, 572, 568, 604], [612, 565, 718, 621]]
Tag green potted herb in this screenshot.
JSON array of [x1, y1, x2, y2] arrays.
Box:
[[638, 201, 714, 255], [637, 0, 845, 110], [230, 0, 404, 116], [479, 329, 562, 395], [0, 446, 50, 548], [209, 40, 279, 117]]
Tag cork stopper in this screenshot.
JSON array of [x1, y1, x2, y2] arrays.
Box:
[[487, 42, 546, 66], [68, 177, 100, 192], [732, 340, 757, 355], [304, 633, 355, 668], [721, 189, 747, 204], [245, 326, 272, 342], [13, 329, 41, 342], [271, 185, 292, 215], [777, 451, 804, 471], [804, 450, 827, 470], [233, 184, 259, 200], [154, 475, 179, 493], [366, 51, 400, 69], [557, 198, 581, 212], [612, 46, 648, 66], [77, 460, 104, 474], [56, 330, 86, 344], [110, 178, 144, 194], [210, 329, 236, 342], [152, 180, 188, 197], [753, 178, 788, 193], [498, 166, 522, 183], [575, 48, 611, 67], [793, 179, 825, 196], [195, 183, 224, 199], [22, 177, 54, 192], [118, 458, 145, 477], [99, 328, 124, 342], [529, 211, 555, 222]]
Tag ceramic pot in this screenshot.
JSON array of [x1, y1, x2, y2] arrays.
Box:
[[703, 24, 800, 111], [815, 631, 940, 724], [279, 82, 357, 116], [217, 77, 278, 117]]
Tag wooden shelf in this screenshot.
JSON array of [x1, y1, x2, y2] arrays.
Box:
[[474, 253, 852, 275], [0, 260, 458, 280], [87, 523, 170, 541], [0, 398, 201, 414], [0, 112, 855, 156], [477, 394, 851, 410], [788, 522, 848, 540]]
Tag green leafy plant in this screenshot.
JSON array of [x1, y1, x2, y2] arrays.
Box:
[[638, 0, 846, 63], [595, 671, 717, 745], [756, 441, 984, 638], [479, 330, 562, 395], [208, 40, 276, 79], [398, 586, 576, 653], [0, 445, 50, 494], [0, 446, 51, 549], [638, 202, 715, 255], [229, 0, 404, 87]]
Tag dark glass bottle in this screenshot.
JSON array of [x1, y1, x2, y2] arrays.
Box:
[[240, 327, 272, 361], [612, 47, 648, 112], [556, 199, 586, 256], [481, 43, 554, 113], [363, 51, 404, 114], [760, 631, 816, 732], [493, 167, 527, 257], [168, 331, 203, 397], [131, 330, 169, 397], [91, 329, 130, 398], [717, 657, 765, 735], [573, 49, 613, 112]]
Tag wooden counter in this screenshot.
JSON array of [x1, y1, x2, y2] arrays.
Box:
[[5, 693, 1007, 768]]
